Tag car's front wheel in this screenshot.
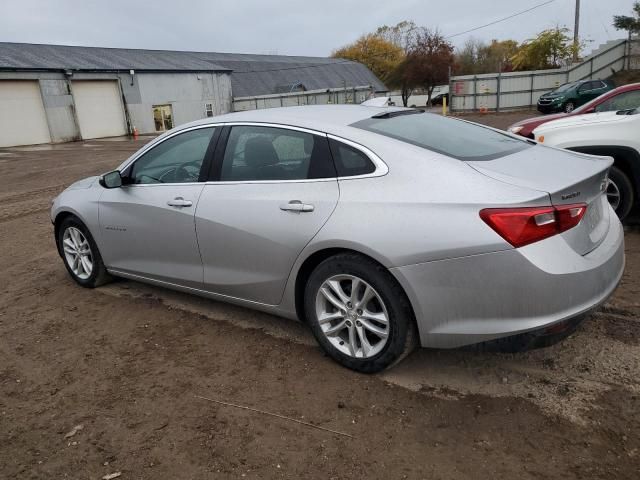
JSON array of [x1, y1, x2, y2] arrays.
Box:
[[58, 216, 111, 288], [304, 253, 416, 373], [607, 165, 634, 220], [563, 101, 575, 113]]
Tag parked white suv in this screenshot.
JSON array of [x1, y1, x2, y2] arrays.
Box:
[[533, 108, 640, 220]]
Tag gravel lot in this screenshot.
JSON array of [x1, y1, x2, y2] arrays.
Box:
[[1, 113, 639, 479]]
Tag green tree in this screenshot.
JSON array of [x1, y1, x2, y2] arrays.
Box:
[[511, 28, 582, 71], [332, 34, 404, 82], [613, 1, 640, 36], [614, 1, 640, 69]]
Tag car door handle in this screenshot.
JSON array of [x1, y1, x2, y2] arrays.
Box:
[[167, 197, 193, 207], [280, 200, 314, 212]]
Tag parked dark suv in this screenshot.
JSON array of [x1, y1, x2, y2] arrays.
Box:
[[537, 79, 615, 114]]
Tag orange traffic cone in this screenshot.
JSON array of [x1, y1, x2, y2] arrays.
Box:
[[132, 126, 139, 139]]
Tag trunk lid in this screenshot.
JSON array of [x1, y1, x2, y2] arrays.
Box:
[[468, 145, 612, 255]]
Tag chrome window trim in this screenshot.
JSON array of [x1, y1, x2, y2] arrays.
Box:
[[119, 123, 220, 172], [221, 121, 325, 137], [117, 121, 389, 186], [211, 122, 388, 185], [326, 133, 389, 180], [119, 182, 205, 189]]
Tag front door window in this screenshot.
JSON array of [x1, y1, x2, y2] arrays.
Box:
[[129, 127, 215, 184], [153, 105, 174, 132]]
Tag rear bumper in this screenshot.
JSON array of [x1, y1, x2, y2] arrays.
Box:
[[390, 214, 625, 349]]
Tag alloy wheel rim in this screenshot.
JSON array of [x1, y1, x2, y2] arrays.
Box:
[[565, 103, 574, 113], [62, 227, 93, 280], [315, 274, 390, 359], [606, 179, 621, 211]]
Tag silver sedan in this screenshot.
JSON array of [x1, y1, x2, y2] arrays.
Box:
[[51, 105, 625, 372]]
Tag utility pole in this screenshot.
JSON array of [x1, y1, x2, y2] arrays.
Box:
[[573, 0, 581, 63]]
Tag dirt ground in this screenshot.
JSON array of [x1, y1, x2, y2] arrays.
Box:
[[1, 114, 639, 479]]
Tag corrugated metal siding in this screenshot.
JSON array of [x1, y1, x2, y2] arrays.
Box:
[[0, 43, 387, 98], [450, 39, 631, 112], [232, 86, 373, 112]]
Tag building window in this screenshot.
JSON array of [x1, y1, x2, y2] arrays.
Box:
[[204, 103, 214, 117], [153, 105, 173, 132]]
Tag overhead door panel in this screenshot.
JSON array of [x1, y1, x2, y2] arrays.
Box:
[[0, 81, 51, 148], [72, 81, 127, 139]]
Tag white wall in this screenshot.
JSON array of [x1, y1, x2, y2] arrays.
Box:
[[135, 73, 232, 133]]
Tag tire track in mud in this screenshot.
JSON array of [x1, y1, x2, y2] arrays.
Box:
[[0, 185, 66, 223], [0, 184, 66, 205]]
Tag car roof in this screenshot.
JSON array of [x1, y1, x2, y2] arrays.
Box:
[[180, 104, 409, 135]]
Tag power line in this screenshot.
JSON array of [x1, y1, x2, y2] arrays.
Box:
[[235, 1, 558, 75], [446, 0, 556, 39]]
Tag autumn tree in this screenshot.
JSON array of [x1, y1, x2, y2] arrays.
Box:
[[480, 40, 519, 72], [456, 38, 519, 74], [386, 56, 417, 107], [511, 28, 583, 71], [377, 21, 419, 105], [393, 29, 455, 106], [456, 38, 484, 75], [331, 34, 403, 82]]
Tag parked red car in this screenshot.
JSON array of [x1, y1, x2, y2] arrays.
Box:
[[508, 83, 640, 138]]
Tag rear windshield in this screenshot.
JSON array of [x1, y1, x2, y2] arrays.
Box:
[[351, 112, 531, 161]]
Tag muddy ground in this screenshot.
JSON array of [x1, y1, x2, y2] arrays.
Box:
[[1, 113, 639, 479]]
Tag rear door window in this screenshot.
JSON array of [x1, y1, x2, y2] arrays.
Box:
[[352, 112, 530, 161], [220, 126, 335, 181]]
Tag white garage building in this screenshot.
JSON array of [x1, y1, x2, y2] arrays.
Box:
[[0, 43, 386, 148]]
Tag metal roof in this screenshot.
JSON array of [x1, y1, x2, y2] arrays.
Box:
[[0, 43, 387, 97]]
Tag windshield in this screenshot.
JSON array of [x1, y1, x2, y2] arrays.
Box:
[[352, 112, 531, 161]]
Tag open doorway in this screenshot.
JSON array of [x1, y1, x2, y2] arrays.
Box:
[[153, 104, 173, 132]]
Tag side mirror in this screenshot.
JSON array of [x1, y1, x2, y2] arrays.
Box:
[[100, 170, 123, 189]]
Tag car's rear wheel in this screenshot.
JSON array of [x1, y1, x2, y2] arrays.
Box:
[[607, 166, 634, 220], [58, 216, 111, 288], [563, 101, 575, 113], [304, 253, 416, 373]]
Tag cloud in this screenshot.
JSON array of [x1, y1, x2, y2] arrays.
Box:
[[0, 0, 633, 56]]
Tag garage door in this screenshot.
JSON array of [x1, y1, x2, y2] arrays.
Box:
[[0, 81, 51, 148], [72, 81, 127, 139]]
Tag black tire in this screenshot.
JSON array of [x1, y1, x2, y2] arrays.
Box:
[[608, 166, 634, 221], [57, 216, 112, 288], [563, 101, 575, 113], [304, 253, 417, 373]]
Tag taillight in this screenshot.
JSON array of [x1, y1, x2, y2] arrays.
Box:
[[480, 203, 587, 248]]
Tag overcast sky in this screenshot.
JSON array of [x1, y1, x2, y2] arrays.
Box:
[[0, 0, 636, 57]]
